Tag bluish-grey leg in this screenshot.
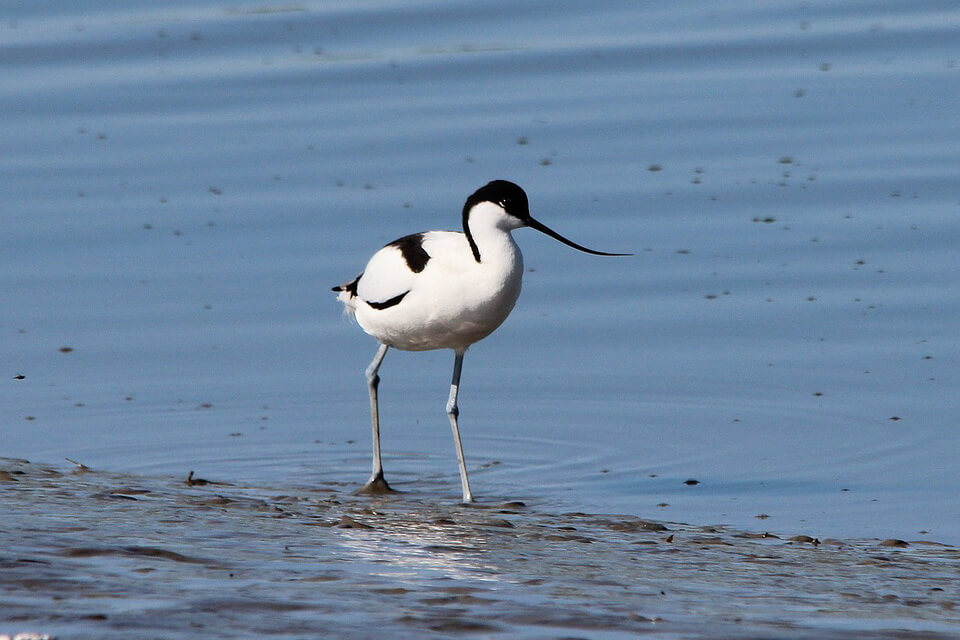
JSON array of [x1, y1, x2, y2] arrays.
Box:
[[446, 350, 473, 503], [359, 343, 392, 493]]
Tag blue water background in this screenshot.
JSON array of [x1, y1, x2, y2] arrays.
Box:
[[3, 1, 959, 543]]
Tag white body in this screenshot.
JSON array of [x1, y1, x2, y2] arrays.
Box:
[[339, 202, 525, 352]]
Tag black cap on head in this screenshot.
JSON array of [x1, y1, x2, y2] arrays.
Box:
[[463, 180, 531, 222], [462, 179, 631, 260]]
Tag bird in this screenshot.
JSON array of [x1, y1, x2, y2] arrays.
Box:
[[333, 179, 629, 503]]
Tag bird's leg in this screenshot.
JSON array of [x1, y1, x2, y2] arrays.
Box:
[[358, 343, 392, 494], [446, 350, 474, 503]]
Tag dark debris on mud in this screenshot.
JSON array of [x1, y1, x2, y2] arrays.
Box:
[[1, 458, 958, 640]]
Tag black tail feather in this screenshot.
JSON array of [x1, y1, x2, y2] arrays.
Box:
[[332, 274, 361, 296]]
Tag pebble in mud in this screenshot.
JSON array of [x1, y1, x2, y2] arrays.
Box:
[[185, 470, 224, 486], [735, 532, 780, 540], [335, 515, 373, 529], [480, 518, 515, 528], [603, 519, 669, 533], [880, 539, 910, 548]]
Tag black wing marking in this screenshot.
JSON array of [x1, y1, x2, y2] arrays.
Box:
[[366, 291, 409, 310], [388, 233, 430, 273]]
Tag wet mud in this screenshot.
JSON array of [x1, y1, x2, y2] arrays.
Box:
[[2, 459, 958, 639]]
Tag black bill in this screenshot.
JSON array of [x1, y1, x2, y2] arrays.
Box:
[[526, 217, 631, 256]]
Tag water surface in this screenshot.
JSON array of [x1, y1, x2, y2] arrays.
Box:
[[3, 1, 960, 637]]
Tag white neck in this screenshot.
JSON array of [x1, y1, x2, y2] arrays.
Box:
[[465, 202, 524, 263]]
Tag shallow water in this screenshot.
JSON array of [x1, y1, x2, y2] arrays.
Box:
[[3, 1, 960, 636], [3, 459, 959, 639]]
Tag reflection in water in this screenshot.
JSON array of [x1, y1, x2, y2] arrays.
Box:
[[335, 522, 497, 584]]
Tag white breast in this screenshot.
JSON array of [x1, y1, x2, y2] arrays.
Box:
[[354, 230, 524, 351]]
